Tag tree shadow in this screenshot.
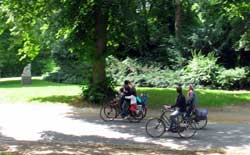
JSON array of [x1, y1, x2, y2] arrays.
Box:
[[30, 95, 80, 104], [63, 107, 250, 151], [0, 130, 204, 155], [0, 131, 17, 152]]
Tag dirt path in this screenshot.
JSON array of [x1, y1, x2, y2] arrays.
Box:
[[0, 103, 249, 155]]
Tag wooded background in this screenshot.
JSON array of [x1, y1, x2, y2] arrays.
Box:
[[0, 0, 249, 102]]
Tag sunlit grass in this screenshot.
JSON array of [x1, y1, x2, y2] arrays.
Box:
[[0, 152, 17, 155], [137, 87, 250, 108], [0, 78, 250, 107], [0, 77, 82, 104]]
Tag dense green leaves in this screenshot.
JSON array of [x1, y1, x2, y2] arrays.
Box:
[[1, 0, 250, 101]]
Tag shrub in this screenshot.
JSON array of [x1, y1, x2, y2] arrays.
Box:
[[216, 67, 249, 90], [182, 51, 220, 87], [106, 56, 181, 88], [43, 49, 89, 84], [82, 76, 116, 103]]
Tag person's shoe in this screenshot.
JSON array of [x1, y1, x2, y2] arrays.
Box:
[[123, 116, 129, 119], [121, 113, 126, 118]]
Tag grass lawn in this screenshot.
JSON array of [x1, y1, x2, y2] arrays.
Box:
[[137, 88, 250, 108], [0, 152, 17, 155], [0, 77, 250, 108], [0, 77, 82, 105]]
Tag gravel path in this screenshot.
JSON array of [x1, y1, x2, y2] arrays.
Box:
[[0, 103, 249, 155]]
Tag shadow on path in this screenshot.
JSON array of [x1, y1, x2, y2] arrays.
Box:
[[64, 107, 250, 151]]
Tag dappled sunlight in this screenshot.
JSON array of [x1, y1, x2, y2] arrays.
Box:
[[0, 103, 192, 150], [0, 103, 250, 154], [0, 103, 133, 141]]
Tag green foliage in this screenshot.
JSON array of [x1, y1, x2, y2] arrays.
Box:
[[216, 67, 250, 90], [183, 51, 220, 86], [107, 53, 250, 90], [43, 48, 89, 84], [82, 76, 115, 103], [1, 78, 250, 107], [107, 56, 185, 88], [1, 0, 250, 101], [112, 51, 221, 88]]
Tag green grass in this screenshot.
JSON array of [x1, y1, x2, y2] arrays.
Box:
[[0, 77, 82, 104], [138, 88, 250, 108], [0, 152, 17, 155], [0, 78, 250, 107]]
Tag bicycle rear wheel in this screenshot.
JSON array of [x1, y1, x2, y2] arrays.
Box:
[[196, 118, 208, 129], [177, 119, 197, 138], [145, 118, 166, 138], [128, 111, 144, 123], [100, 104, 117, 121]]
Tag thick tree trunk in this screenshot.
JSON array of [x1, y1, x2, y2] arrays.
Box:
[[175, 0, 181, 40], [93, 0, 107, 86]]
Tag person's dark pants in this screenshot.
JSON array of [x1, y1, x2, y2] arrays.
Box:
[[120, 96, 125, 112], [120, 96, 130, 117], [186, 105, 194, 117], [169, 110, 181, 129]]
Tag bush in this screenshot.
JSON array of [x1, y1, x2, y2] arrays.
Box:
[[106, 56, 181, 87], [82, 76, 116, 103], [106, 53, 250, 90], [43, 49, 90, 84], [216, 67, 250, 90], [182, 51, 220, 87]]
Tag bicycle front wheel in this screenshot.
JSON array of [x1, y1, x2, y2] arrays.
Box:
[[177, 119, 197, 138], [145, 118, 166, 138], [128, 111, 144, 123], [100, 104, 117, 121]]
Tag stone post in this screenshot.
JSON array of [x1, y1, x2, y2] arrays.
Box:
[[21, 63, 32, 85]]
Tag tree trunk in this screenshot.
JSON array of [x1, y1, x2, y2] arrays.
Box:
[[175, 0, 181, 40], [93, 0, 107, 86]]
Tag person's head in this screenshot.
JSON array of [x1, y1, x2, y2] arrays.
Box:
[[188, 84, 194, 91], [124, 80, 130, 86], [119, 87, 124, 92], [176, 85, 182, 94]]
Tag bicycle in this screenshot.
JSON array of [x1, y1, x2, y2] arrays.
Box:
[[192, 108, 208, 130], [100, 94, 147, 123], [145, 106, 198, 138]]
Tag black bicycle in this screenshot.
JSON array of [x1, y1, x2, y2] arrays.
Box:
[[145, 106, 198, 138], [192, 108, 208, 130], [100, 94, 148, 123]]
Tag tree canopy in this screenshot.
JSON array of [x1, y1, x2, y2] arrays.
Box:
[[1, 0, 250, 102]]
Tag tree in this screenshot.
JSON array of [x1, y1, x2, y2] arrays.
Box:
[[93, 0, 108, 89], [2, 0, 142, 102], [175, 0, 182, 40]]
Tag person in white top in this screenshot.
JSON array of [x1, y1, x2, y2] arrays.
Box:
[[125, 95, 137, 113]]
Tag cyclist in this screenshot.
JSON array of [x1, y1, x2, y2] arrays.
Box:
[[164, 85, 186, 131], [186, 84, 198, 118], [119, 80, 137, 117]]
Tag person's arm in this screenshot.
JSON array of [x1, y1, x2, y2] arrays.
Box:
[[125, 95, 132, 99], [171, 95, 180, 108]]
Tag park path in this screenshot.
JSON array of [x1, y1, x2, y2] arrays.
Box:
[[0, 103, 250, 155]]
